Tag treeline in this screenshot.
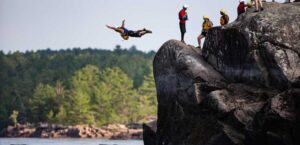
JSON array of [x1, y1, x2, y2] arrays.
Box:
[[0, 46, 157, 130]]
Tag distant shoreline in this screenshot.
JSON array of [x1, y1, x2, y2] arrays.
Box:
[[0, 123, 143, 140]]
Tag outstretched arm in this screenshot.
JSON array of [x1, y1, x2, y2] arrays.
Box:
[[121, 20, 125, 28], [106, 25, 117, 30], [106, 24, 123, 33]]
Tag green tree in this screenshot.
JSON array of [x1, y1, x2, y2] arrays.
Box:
[[67, 65, 99, 125], [30, 84, 57, 122], [137, 70, 157, 121], [9, 110, 19, 127], [0, 47, 156, 129], [46, 110, 55, 123], [94, 67, 137, 125], [55, 106, 67, 124], [67, 91, 95, 125]]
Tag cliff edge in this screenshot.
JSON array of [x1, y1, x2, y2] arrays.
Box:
[[145, 2, 300, 145]]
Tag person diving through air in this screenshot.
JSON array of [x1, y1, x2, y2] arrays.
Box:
[[106, 20, 152, 40]]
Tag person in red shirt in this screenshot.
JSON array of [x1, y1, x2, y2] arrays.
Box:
[[237, 0, 247, 16], [179, 4, 188, 43]]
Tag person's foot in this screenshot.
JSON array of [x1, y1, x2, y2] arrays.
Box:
[[181, 40, 186, 44], [144, 28, 152, 33], [261, 7, 264, 11], [196, 46, 201, 49], [254, 10, 259, 12], [146, 30, 152, 33]]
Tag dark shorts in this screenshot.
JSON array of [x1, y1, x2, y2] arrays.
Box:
[[128, 30, 141, 37], [201, 31, 207, 37], [179, 23, 186, 33]]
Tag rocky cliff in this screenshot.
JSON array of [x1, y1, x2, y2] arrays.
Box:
[[144, 2, 300, 145]]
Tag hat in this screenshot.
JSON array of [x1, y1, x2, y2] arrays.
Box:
[[183, 4, 189, 8]]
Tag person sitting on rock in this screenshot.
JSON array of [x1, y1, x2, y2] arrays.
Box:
[[237, 0, 247, 16], [220, 9, 229, 26], [106, 20, 152, 40], [197, 16, 213, 49], [254, 0, 264, 12]]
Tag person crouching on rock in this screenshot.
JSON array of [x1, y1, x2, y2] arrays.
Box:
[[197, 16, 213, 49], [220, 9, 229, 27], [106, 20, 152, 40], [179, 4, 189, 43]]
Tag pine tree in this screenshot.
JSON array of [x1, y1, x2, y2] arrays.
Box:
[[9, 110, 19, 127], [137, 70, 157, 122], [66, 65, 100, 125], [30, 84, 56, 122], [67, 91, 95, 125], [55, 106, 67, 124], [94, 67, 137, 125]]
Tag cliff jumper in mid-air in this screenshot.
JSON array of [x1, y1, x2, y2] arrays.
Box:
[[106, 20, 152, 40]]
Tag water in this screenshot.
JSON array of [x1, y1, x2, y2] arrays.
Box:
[[0, 138, 143, 145]]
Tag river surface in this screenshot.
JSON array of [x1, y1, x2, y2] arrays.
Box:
[[0, 138, 143, 145]]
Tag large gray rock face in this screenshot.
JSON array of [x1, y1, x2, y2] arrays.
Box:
[[146, 3, 300, 145], [202, 3, 300, 89]]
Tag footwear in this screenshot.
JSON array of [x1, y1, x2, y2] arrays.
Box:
[[196, 46, 201, 49], [261, 7, 264, 11], [254, 10, 259, 12], [181, 40, 186, 44], [144, 28, 152, 33]]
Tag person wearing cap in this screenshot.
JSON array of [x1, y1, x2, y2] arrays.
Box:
[[220, 9, 229, 26], [237, 0, 247, 16], [197, 16, 213, 48], [179, 4, 188, 43]]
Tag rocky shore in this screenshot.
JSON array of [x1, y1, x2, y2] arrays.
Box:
[[0, 123, 145, 139]]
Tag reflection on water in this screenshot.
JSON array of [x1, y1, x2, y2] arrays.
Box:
[[0, 138, 143, 145]]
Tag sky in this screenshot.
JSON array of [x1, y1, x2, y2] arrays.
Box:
[[0, 0, 287, 53]]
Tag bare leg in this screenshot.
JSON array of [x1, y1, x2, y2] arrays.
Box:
[[138, 31, 147, 37], [137, 29, 152, 37], [255, 0, 259, 10], [255, 0, 263, 11], [260, 0, 264, 10], [197, 35, 204, 48], [121, 20, 125, 28]]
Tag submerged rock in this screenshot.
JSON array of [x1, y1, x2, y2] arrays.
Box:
[[150, 2, 300, 145]]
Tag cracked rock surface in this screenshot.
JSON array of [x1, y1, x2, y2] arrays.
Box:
[[143, 3, 300, 145]]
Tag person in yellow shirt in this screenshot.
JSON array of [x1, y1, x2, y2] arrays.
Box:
[[220, 9, 229, 26], [197, 16, 213, 48]]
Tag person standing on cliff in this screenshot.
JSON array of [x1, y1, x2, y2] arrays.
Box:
[[254, 0, 264, 12], [179, 4, 188, 43], [197, 16, 213, 49]]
